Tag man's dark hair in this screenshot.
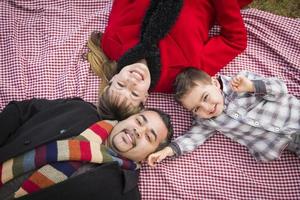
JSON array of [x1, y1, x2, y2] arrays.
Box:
[[144, 108, 174, 152], [174, 67, 212, 103]]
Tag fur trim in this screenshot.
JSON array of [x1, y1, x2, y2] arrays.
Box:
[[117, 0, 183, 88]]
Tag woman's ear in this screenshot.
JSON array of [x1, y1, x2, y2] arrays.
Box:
[[110, 75, 115, 83], [142, 93, 149, 105], [211, 77, 221, 89]]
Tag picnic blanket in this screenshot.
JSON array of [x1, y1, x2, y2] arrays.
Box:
[[1, 1, 299, 199]]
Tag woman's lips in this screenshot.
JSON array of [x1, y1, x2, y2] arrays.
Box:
[[131, 69, 144, 80]]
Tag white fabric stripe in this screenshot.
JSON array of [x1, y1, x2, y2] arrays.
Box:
[[57, 140, 70, 161], [90, 142, 103, 163], [1, 159, 14, 183], [38, 165, 68, 183], [81, 129, 103, 143], [14, 187, 28, 198]]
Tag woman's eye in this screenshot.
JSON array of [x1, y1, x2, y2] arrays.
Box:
[[132, 92, 139, 97], [194, 107, 199, 113], [117, 82, 124, 87]]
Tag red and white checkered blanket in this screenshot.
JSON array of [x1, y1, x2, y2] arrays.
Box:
[[1, 1, 299, 199]]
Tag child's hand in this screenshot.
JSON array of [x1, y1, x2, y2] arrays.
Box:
[[147, 146, 174, 167], [230, 75, 254, 93]]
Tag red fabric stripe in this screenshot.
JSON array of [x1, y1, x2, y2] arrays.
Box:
[[80, 141, 92, 161], [35, 144, 47, 167], [89, 123, 110, 140], [22, 179, 40, 193]]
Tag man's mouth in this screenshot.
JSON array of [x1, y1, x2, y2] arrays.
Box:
[[111, 130, 136, 153], [123, 129, 136, 146]]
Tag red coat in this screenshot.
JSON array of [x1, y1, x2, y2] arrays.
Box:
[[101, 0, 252, 93]]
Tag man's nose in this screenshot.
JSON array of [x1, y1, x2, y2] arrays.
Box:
[[134, 126, 147, 137]]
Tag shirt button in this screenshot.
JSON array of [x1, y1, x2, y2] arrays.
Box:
[[233, 113, 239, 119], [274, 127, 280, 132], [254, 121, 260, 126], [59, 129, 67, 134], [23, 140, 31, 145]]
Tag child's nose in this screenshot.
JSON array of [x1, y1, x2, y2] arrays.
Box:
[[200, 102, 209, 109], [201, 103, 213, 113]]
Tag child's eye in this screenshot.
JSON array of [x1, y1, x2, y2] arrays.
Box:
[[194, 107, 199, 113], [204, 95, 208, 102]]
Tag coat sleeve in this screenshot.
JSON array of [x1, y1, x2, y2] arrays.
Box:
[[200, 0, 247, 75], [170, 120, 215, 156], [239, 71, 289, 102], [0, 98, 79, 147]]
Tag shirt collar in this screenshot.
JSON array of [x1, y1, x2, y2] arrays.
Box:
[[219, 75, 232, 96]]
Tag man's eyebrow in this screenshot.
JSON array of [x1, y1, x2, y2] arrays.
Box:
[[150, 129, 157, 141], [141, 114, 157, 141], [141, 114, 147, 123]]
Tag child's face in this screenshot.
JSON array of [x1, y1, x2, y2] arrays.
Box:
[[180, 78, 224, 119]]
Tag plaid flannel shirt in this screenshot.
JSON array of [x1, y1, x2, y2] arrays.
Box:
[[170, 71, 300, 162]]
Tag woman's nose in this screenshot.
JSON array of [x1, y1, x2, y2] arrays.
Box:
[[128, 75, 139, 84], [126, 78, 138, 89]]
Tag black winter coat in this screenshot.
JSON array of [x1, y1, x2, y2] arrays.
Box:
[[0, 98, 140, 200]]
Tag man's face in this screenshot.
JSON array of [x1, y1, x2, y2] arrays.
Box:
[[108, 62, 151, 107], [108, 110, 168, 162], [181, 79, 224, 119]]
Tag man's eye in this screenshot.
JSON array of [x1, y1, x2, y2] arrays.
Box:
[[117, 82, 124, 87], [136, 118, 142, 126], [146, 134, 151, 142], [204, 95, 208, 102]]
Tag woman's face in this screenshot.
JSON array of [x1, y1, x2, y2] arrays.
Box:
[[108, 62, 151, 107]]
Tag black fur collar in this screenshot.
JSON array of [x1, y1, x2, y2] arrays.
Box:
[[117, 0, 183, 89]]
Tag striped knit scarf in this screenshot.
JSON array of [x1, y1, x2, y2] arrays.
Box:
[[0, 120, 139, 198]]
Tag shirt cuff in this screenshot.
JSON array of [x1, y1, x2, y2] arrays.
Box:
[[253, 80, 266, 94], [169, 142, 182, 156]]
